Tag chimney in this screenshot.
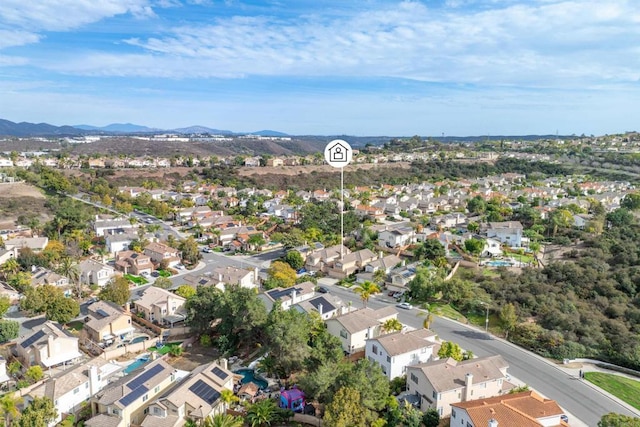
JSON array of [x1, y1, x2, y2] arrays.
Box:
[[218, 358, 228, 370], [291, 289, 297, 304], [89, 365, 100, 395], [464, 373, 473, 401], [125, 302, 130, 313], [318, 303, 323, 317], [488, 419, 498, 427], [379, 251, 383, 259]]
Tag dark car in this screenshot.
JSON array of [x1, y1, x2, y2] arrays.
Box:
[[317, 286, 329, 294]]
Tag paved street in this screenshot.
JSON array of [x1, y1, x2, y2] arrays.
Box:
[[324, 283, 639, 427]]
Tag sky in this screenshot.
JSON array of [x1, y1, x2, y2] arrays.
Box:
[[1, 0, 639, 136]]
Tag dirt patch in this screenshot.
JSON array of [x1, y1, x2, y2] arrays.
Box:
[[0, 182, 50, 229], [0, 182, 45, 199], [166, 342, 221, 371]]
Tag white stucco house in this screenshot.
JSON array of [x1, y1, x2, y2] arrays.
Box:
[[365, 329, 438, 380], [326, 306, 398, 354]]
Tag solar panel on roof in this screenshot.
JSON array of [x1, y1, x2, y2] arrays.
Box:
[[21, 330, 46, 348], [119, 385, 148, 406], [199, 279, 208, 285], [95, 309, 110, 319], [211, 366, 228, 380], [126, 364, 164, 390], [189, 379, 220, 405]]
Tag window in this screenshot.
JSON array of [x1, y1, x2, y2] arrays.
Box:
[[85, 382, 89, 389], [73, 387, 80, 394], [438, 407, 443, 415], [340, 330, 347, 339], [155, 386, 160, 393], [421, 347, 427, 353], [452, 409, 456, 418], [372, 345, 378, 355], [410, 373, 419, 384], [113, 408, 119, 416], [143, 394, 148, 402], [386, 356, 391, 363], [402, 366, 406, 373]]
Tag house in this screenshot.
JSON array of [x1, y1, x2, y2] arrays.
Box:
[[0, 247, 18, 266], [30, 266, 70, 289], [326, 306, 398, 354], [4, 236, 49, 252], [0, 356, 10, 384], [450, 391, 568, 427], [327, 248, 377, 279], [133, 287, 186, 326], [27, 358, 123, 426], [378, 225, 416, 249], [365, 329, 438, 380], [354, 205, 386, 220], [140, 360, 234, 426], [115, 251, 154, 276], [486, 221, 526, 248], [87, 358, 178, 427], [258, 281, 316, 312], [144, 242, 181, 267], [266, 158, 284, 167], [211, 266, 259, 289], [16, 320, 82, 368], [405, 355, 511, 417], [0, 281, 20, 304], [481, 238, 503, 258], [84, 301, 134, 345], [79, 259, 116, 288], [305, 245, 351, 273], [105, 230, 139, 254], [94, 216, 134, 236], [293, 294, 349, 320], [386, 262, 422, 293], [431, 213, 467, 229], [573, 213, 593, 229]]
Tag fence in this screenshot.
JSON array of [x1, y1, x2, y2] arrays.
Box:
[[100, 338, 159, 361]]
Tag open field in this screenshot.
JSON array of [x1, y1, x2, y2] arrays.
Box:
[[0, 182, 50, 229]]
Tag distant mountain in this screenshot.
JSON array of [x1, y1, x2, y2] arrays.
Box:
[[249, 130, 290, 137], [171, 125, 233, 134], [0, 119, 82, 137], [73, 123, 160, 133]]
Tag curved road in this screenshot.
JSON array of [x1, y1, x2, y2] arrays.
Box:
[[325, 284, 638, 426]]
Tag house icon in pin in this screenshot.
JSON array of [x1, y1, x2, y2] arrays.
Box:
[[327, 141, 349, 162]]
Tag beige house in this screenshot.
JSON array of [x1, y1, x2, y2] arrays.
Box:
[[258, 281, 316, 312], [87, 358, 178, 427], [134, 287, 186, 326], [84, 301, 134, 344], [327, 248, 378, 279], [140, 360, 234, 426], [79, 259, 116, 288], [4, 236, 49, 252], [305, 244, 350, 273], [211, 266, 258, 289], [326, 306, 398, 354], [405, 355, 511, 417], [144, 242, 181, 267], [450, 391, 568, 427], [115, 251, 154, 276], [16, 320, 82, 368]]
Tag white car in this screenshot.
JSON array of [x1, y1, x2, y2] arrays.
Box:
[[396, 302, 413, 310]]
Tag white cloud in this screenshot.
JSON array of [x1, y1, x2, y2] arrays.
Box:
[[0, 0, 154, 31], [36, 0, 639, 90], [0, 30, 40, 49]]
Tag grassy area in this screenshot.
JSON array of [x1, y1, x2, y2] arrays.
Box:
[[429, 303, 467, 323], [466, 312, 500, 332], [148, 342, 183, 355], [584, 372, 640, 410], [156, 270, 171, 278], [510, 253, 535, 265], [66, 321, 84, 331], [125, 274, 148, 285]]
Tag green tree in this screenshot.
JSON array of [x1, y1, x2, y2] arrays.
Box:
[[499, 303, 518, 339], [353, 281, 380, 308], [0, 320, 19, 342], [324, 387, 367, 427], [153, 277, 173, 289], [0, 295, 11, 317], [15, 396, 57, 427], [179, 236, 201, 266], [246, 399, 277, 427], [598, 413, 640, 427], [422, 408, 441, 427], [0, 393, 23, 427], [437, 341, 464, 361], [0, 258, 20, 280], [204, 413, 244, 427], [373, 268, 388, 287], [417, 310, 434, 329], [25, 365, 44, 382], [414, 239, 446, 261], [265, 261, 297, 289], [99, 276, 131, 306], [400, 401, 423, 427], [464, 238, 485, 257], [283, 251, 304, 270], [21, 285, 79, 323], [220, 389, 240, 412], [621, 193, 640, 211], [57, 257, 81, 296], [381, 318, 403, 333], [175, 284, 196, 299], [408, 267, 441, 302], [265, 306, 311, 375]]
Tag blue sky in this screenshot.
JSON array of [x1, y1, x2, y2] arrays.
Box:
[[1, 0, 639, 136]]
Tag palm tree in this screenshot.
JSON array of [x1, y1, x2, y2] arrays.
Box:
[[353, 281, 380, 308], [0, 258, 20, 280], [417, 309, 434, 329], [381, 318, 403, 334], [0, 393, 23, 427], [203, 413, 244, 427], [57, 257, 81, 297], [246, 399, 277, 427], [220, 389, 239, 412], [373, 269, 387, 287]]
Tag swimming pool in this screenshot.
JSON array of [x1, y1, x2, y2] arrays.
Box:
[[234, 368, 269, 390], [129, 335, 150, 344], [485, 260, 513, 267], [124, 356, 150, 374]]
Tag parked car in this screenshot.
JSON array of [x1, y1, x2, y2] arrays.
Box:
[[317, 286, 329, 294], [202, 247, 213, 253], [396, 302, 413, 310]]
